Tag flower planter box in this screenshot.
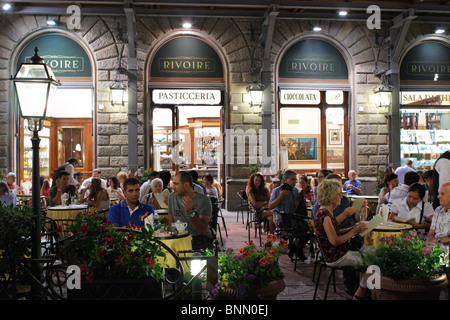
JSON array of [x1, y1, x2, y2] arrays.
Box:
[[216, 279, 286, 300], [67, 278, 163, 300], [371, 274, 448, 300]]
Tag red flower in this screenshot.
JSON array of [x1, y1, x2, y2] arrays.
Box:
[[146, 256, 156, 267], [115, 255, 124, 266], [81, 223, 89, 234], [80, 264, 89, 276], [259, 257, 269, 267], [96, 248, 107, 258]]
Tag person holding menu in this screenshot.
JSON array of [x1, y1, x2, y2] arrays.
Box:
[[314, 179, 376, 300]]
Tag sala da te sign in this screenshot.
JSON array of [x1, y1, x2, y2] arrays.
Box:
[[280, 90, 343, 105], [401, 91, 450, 105], [152, 89, 221, 105]]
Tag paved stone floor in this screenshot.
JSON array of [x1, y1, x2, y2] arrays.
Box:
[[217, 208, 351, 301]]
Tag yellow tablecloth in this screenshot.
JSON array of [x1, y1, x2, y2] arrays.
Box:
[[154, 231, 193, 270], [46, 204, 89, 234], [364, 222, 413, 246]]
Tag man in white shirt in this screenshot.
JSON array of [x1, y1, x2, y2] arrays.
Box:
[[389, 183, 434, 231], [429, 182, 450, 244], [394, 159, 415, 185], [388, 171, 420, 208]]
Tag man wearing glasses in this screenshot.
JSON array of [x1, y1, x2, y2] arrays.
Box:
[[268, 170, 308, 260]]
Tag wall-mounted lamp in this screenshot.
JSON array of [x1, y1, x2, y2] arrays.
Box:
[[372, 68, 393, 108], [109, 80, 126, 106], [246, 81, 265, 108], [109, 44, 127, 106], [373, 87, 392, 108]]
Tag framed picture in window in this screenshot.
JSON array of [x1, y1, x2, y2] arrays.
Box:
[[329, 129, 342, 145], [280, 136, 320, 161]]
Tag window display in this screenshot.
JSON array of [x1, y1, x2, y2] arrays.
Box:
[[400, 93, 450, 169]]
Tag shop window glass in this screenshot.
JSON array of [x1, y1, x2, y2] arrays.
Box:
[[326, 107, 345, 170]]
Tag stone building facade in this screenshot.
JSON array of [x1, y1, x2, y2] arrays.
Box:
[[0, 12, 448, 209]]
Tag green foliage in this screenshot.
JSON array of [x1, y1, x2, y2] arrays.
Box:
[[365, 230, 449, 281], [0, 204, 35, 298], [69, 212, 166, 281], [249, 164, 260, 177], [375, 167, 387, 195], [139, 168, 154, 186], [212, 234, 286, 299]]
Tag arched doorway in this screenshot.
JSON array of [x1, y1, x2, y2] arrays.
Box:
[[276, 38, 351, 177], [147, 35, 226, 189], [398, 40, 450, 170], [14, 33, 95, 186]]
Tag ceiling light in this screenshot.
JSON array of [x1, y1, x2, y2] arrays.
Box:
[[338, 10, 348, 16], [435, 28, 445, 34], [47, 19, 57, 26], [182, 23, 192, 29], [313, 26, 322, 32], [2, 3, 11, 10]]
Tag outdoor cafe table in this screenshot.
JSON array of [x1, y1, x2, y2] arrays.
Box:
[[153, 230, 192, 271], [155, 209, 169, 225], [16, 193, 47, 208], [363, 221, 413, 246], [46, 204, 89, 233]]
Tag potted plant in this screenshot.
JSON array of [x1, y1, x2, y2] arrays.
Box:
[[0, 204, 35, 299], [67, 211, 166, 300], [365, 230, 449, 300], [211, 234, 287, 300]]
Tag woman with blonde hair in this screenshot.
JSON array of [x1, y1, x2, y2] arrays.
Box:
[[314, 179, 374, 300]]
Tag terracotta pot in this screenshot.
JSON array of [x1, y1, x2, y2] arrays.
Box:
[[218, 279, 286, 300], [371, 274, 448, 300]]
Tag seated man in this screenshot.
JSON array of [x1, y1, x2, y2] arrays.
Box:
[[6, 172, 24, 195], [49, 171, 77, 206], [428, 182, 450, 244], [343, 170, 362, 195], [387, 171, 420, 208], [108, 178, 155, 227], [168, 171, 212, 250], [268, 170, 308, 260]]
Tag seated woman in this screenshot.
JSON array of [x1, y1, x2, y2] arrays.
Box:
[[202, 174, 219, 198], [297, 174, 314, 202], [247, 172, 275, 233], [375, 173, 398, 216], [80, 177, 110, 212], [0, 181, 16, 207], [389, 182, 434, 231], [141, 178, 169, 209], [314, 179, 374, 300], [107, 176, 125, 201]]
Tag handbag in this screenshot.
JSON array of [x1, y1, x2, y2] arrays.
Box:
[[348, 234, 364, 250]]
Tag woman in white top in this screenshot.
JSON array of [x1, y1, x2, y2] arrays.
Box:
[[389, 182, 434, 231], [202, 174, 218, 198], [107, 176, 125, 201]]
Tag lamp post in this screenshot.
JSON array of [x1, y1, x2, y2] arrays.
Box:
[[11, 47, 60, 298]]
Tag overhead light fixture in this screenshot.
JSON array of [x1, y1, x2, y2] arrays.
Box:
[[46, 19, 57, 26], [435, 28, 445, 34], [313, 26, 322, 32], [338, 10, 348, 16], [182, 22, 192, 29], [2, 3, 11, 10]]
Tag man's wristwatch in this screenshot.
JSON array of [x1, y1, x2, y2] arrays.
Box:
[[189, 210, 197, 218]]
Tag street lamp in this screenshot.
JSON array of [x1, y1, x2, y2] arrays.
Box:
[[11, 47, 60, 298], [373, 87, 392, 108]]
